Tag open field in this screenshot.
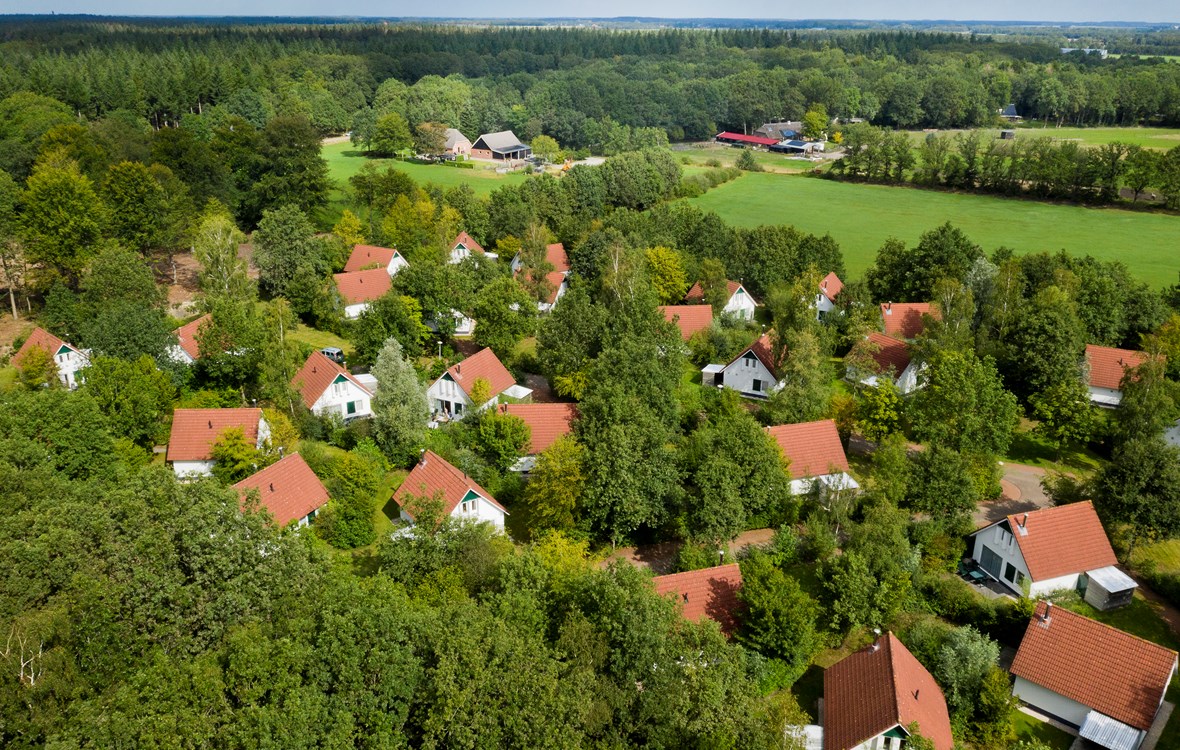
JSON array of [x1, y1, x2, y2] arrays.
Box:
[[903, 125, 1180, 150], [323, 141, 529, 195], [672, 142, 816, 174], [686, 172, 1180, 284]]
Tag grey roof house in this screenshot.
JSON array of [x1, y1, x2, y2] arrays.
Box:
[[471, 130, 532, 161]]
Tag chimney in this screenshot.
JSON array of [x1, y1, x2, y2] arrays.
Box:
[[312, 366, 317, 373], [269, 483, 274, 492], [682, 592, 689, 603], [1042, 602, 1053, 623], [913, 689, 920, 700], [456, 363, 461, 375], [208, 420, 213, 429], [885, 302, 892, 314]]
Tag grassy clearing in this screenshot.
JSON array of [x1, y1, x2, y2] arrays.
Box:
[[0, 366, 16, 391], [686, 172, 1180, 285], [1054, 592, 1180, 651], [1011, 710, 1074, 750], [673, 142, 815, 174], [323, 141, 527, 195], [1133, 539, 1180, 576], [903, 125, 1180, 151], [1001, 420, 1104, 473], [288, 324, 354, 357]]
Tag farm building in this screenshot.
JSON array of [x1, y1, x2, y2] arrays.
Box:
[[444, 128, 472, 156], [470, 130, 531, 161], [823, 632, 954, 750], [1010, 602, 1176, 750], [652, 563, 743, 635], [754, 121, 803, 140], [967, 502, 1134, 603], [1084, 344, 1152, 407], [770, 139, 821, 154], [714, 131, 779, 148], [1000, 103, 1022, 121]]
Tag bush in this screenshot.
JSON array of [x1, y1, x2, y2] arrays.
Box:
[[1137, 560, 1180, 609], [705, 158, 722, 168], [676, 541, 724, 572], [735, 149, 763, 172]]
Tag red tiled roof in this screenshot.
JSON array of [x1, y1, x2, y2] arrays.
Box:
[[546, 243, 570, 273], [334, 268, 392, 305], [725, 333, 783, 379], [344, 244, 401, 272], [765, 420, 850, 480], [659, 305, 714, 340], [684, 279, 752, 305], [393, 450, 507, 519], [499, 403, 577, 455], [174, 314, 210, 360], [233, 453, 329, 527], [715, 131, 779, 147], [1085, 344, 1151, 390], [993, 501, 1118, 581], [856, 332, 912, 376], [820, 272, 844, 302], [881, 302, 939, 339], [291, 350, 371, 410], [1011, 602, 1177, 730], [452, 231, 485, 255], [167, 408, 264, 463], [442, 347, 516, 400], [824, 633, 953, 750], [542, 270, 567, 305], [13, 327, 77, 368], [653, 563, 743, 635]]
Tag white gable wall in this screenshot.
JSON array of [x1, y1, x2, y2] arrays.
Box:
[[387, 254, 408, 276], [537, 278, 569, 313], [427, 374, 471, 419], [167, 344, 196, 366], [1088, 385, 1123, 408], [721, 351, 779, 398], [969, 523, 1082, 596], [1012, 676, 1091, 728], [723, 288, 757, 320], [54, 347, 89, 389], [173, 459, 215, 478], [400, 492, 506, 530], [311, 376, 373, 420], [344, 302, 370, 319], [789, 472, 860, 496], [848, 730, 907, 750]]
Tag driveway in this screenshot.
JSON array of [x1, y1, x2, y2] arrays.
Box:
[[973, 461, 1051, 528]]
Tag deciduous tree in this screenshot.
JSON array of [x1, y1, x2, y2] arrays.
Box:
[[371, 337, 429, 466]]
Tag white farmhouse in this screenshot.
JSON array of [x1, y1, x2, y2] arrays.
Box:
[[394, 450, 508, 530], [426, 347, 528, 422], [703, 334, 783, 399], [765, 420, 859, 495], [684, 279, 758, 321], [1010, 602, 1177, 750], [13, 327, 90, 390], [291, 350, 373, 421], [967, 501, 1135, 603], [167, 408, 271, 478], [344, 244, 408, 276], [1084, 344, 1151, 407]]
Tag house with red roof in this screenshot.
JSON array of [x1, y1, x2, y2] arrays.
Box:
[[234, 453, 329, 528], [13, 327, 89, 389], [334, 268, 393, 319], [498, 402, 577, 472], [394, 450, 508, 530], [659, 304, 714, 341], [425, 347, 530, 422], [684, 279, 758, 321], [1084, 344, 1152, 407], [344, 244, 408, 276], [511, 243, 570, 312], [652, 563, 743, 635], [880, 302, 939, 340], [715, 131, 779, 148], [847, 332, 923, 395], [703, 333, 784, 399], [823, 632, 953, 750], [814, 272, 844, 319], [291, 350, 374, 421], [765, 420, 859, 495], [167, 408, 270, 478], [169, 314, 210, 365], [1010, 602, 1177, 750], [967, 501, 1134, 603], [449, 231, 496, 264]]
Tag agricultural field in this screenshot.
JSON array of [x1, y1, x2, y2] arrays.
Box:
[[686, 172, 1180, 285], [902, 125, 1180, 151], [672, 142, 816, 174]]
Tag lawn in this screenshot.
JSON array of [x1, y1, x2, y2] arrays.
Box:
[[685, 172, 1180, 285], [1001, 421, 1104, 473], [903, 125, 1180, 151], [0, 366, 15, 391], [1011, 710, 1074, 750], [323, 141, 527, 196], [1133, 539, 1180, 576], [672, 142, 815, 174], [288, 324, 354, 357]]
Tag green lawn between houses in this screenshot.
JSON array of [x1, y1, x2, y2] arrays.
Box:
[[1011, 710, 1074, 750], [685, 172, 1180, 286]]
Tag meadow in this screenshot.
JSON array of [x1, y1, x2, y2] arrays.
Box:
[[686, 172, 1180, 285], [903, 125, 1180, 151]]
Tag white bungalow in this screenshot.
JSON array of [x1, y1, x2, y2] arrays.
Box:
[[684, 279, 758, 321], [13, 327, 90, 390], [291, 350, 373, 421], [393, 450, 508, 530], [167, 408, 271, 478], [344, 244, 408, 276], [702, 334, 783, 399], [425, 347, 529, 422]]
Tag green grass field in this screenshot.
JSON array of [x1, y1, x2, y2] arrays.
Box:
[[904, 125, 1180, 151], [686, 172, 1180, 284], [673, 142, 814, 174], [1011, 711, 1074, 750], [323, 141, 528, 196]]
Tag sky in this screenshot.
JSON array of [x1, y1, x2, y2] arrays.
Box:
[[7, 0, 1179, 23]]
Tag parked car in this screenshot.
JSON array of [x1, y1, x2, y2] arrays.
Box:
[[320, 347, 345, 364]]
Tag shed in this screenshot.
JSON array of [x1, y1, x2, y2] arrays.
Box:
[[1000, 129, 1016, 140], [1084, 566, 1138, 611], [701, 363, 725, 386]]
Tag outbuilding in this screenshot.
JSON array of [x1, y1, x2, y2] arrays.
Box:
[[471, 130, 531, 161]]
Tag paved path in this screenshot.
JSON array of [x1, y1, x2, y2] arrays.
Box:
[[972, 461, 1051, 528], [604, 528, 774, 574]]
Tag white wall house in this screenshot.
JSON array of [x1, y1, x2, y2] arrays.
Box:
[[449, 231, 496, 264], [292, 351, 373, 421], [848, 332, 924, 395], [168, 409, 271, 479], [393, 450, 508, 531], [813, 272, 843, 320], [13, 328, 90, 390], [1084, 344, 1149, 407], [425, 347, 522, 422], [334, 268, 392, 320], [684, 279, 758, 321], [705, 334, 782, 399], [344, 244, 408, 277]]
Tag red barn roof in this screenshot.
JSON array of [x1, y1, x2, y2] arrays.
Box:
[[659, 304, 714, 340], [653, 563, 743, 635], [393, 450, 507, 520], [880, 302, 938, 339], [344, 244, 402, 272], [451, 231, 485, 255], [167, 408, 264, 463], [442, 347, 516, 400], [976, 501, 1117, 582], [765, 420, 850, 480], [13, 327, 80, 368], [1011, 602, 1177, 731], [291, 350, 371, 409], [715, 131, 779, 147], [234, 453, 330, 527], [824, 633, 953, 750], [820, 272, 844, 303], [499, 402, 577, 455], [174, 314, 210, 361], [1085, 344, 1152, 390], [334, 269, 392, 305]]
